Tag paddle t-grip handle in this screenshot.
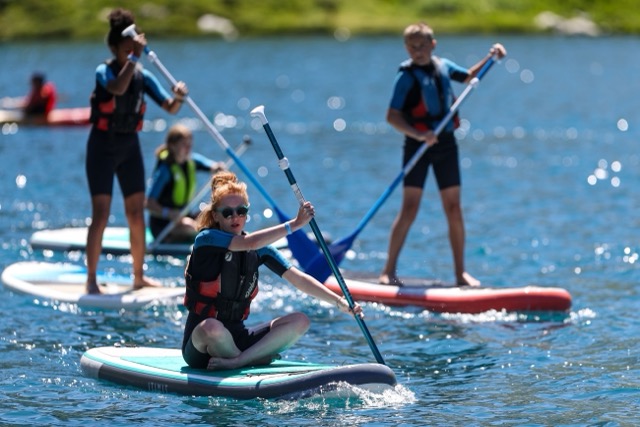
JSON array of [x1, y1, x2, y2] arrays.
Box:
[[121, 24, 138, 38], [121, 24, 151, 55], [251, 105, 268, 125]]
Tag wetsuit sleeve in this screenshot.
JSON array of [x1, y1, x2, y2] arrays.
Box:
[[147, 163, 172, 199], [193, 228, 233, 250], [442, 58, 469, 83], [95, 63, 111, 89], [142, 69, 172, 106], [389, 71, 414, 110], [257, 245, 292, 277], [192, 152, 216, 171]]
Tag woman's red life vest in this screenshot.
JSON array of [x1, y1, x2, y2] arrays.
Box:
[[184, 249, 260, 322], [90, 59, 146, 133]]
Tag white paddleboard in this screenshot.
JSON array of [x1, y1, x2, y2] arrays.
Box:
[[1, 261, 184, 310], [0, 108, 23, 123], [81, 345, 396, 400]]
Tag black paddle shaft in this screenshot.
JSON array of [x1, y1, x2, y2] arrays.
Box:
[[258, 114, 386, 366]]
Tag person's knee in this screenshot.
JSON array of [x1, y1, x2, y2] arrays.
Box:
[[443, 200, 462, 219], [126, 204, 144, 219], [402, 205, 420, 221], [401, 191, 422, 220], [196, 319, 227, 342], [90, 211, 110, 229], [286, 312, 310, 335]]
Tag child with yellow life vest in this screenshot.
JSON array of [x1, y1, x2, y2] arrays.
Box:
[[146, 124, 226, 243]]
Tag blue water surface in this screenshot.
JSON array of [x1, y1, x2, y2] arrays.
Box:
[[0, 34, 639, 426]]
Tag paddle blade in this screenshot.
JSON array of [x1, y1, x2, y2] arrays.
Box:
[[302, 236, 354, 282], [286, 229, 323, 267], [271, 205, 322, 268]]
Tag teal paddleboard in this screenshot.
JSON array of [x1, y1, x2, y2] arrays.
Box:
[[30, 226, 291, 256], [81, 346, 396, 400]]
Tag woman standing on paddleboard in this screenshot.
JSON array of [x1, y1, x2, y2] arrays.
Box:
[[182, 171, 362, 370], [84, 8, 188, 294]]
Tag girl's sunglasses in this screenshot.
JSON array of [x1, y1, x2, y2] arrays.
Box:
[[216, 205, 249, 219]]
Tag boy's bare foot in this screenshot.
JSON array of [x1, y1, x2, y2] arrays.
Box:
[[457, 272, 481, 287], [378, 273, 403, 286]]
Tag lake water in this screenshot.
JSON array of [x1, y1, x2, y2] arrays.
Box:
[[1, 34, 639, 425]]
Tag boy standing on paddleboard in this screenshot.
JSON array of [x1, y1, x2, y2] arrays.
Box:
[[379, 22, 506, 287]]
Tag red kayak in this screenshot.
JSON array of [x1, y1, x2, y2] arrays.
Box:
[[324, 272, 572, 314], [0, 107, 90, 126], [45, 107, 91, 126]]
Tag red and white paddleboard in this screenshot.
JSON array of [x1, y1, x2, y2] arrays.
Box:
[[324, 272, 571, 314]]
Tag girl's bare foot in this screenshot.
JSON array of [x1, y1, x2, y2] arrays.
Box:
[[86, 281, 102, 295], [133, 276, 163, 290]]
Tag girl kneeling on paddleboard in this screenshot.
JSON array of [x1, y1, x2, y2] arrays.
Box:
[[182, 171, 362, 371]]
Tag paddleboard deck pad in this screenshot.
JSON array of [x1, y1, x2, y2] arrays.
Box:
[[30, 227, 291, 257], [1, 261, 183, 309], [324, 272, 572, 313], [81, 346, 397, 400]]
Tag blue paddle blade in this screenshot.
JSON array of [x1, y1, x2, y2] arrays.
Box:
[[287, 229, 323, 267], [302, 236, 354, 282], [271, 205, 321, 268]]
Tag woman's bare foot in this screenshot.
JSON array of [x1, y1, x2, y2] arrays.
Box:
[[207, 356, 241, 371], [457, 272, 481, 287], [378, 273, 403, 286], [206, 354, 280, 371], [86, 281, 102, 295], [252, 353, 281, 366], [133, 276, 163, 290]]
